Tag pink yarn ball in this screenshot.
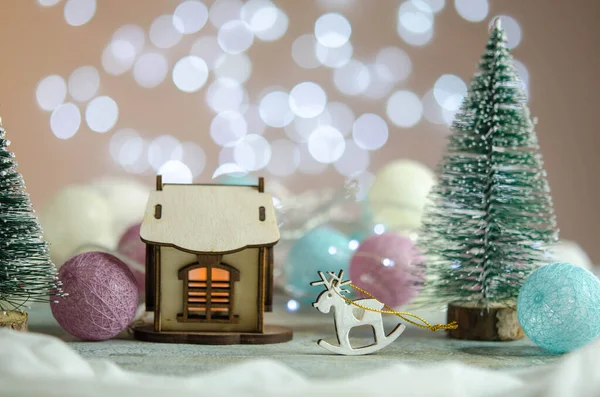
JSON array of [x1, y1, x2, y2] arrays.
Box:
[[51, 252, 139, 341], [349, 232, 425, 307], [116, 223, 145, 294]]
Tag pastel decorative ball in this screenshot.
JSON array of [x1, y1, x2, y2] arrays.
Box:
[[40, 185, 116, 266], [216, 174, 257, 186], [285, 226, 353, 305], [367, 160, 435, 232], [90, 177, 150, 237], [51, 252, 139, 341], [517, 262, 600, 353], [349, 232, 425, 307], [116, 223, 146, 294]]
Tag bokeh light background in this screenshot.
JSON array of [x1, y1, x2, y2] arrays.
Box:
[[0, 0, 599, 261]]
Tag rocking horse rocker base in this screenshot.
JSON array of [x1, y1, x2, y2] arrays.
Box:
[[318, 322, 406, 356]]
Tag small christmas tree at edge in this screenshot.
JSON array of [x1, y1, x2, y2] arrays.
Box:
[[417, 19, 559, 341], [0, 118, 63, 331]]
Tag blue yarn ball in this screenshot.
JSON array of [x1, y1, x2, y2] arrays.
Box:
[[517, 262, 600, 353], [216, 175, 257, 186], [285, 226, 352, 305]]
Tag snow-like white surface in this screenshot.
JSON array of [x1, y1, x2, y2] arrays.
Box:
[[1, 329, 600, 396]]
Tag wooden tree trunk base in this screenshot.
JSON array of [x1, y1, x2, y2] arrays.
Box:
[[0, 311, 28, 332], [447, 302, 524, 341]]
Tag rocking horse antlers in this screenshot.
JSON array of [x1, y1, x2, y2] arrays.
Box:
[[310, 270, 352, 294]]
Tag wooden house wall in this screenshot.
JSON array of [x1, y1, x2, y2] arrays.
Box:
[[158, 247, 261, 333]]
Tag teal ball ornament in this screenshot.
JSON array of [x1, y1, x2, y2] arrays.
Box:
[[517, 262, 600, 353], [215, 174, 257, 186], [285, 226, 353, 305]]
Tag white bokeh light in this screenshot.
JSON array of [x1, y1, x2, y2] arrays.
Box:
[[289, 82, 327, 119], [364, 64, 394, 99], [433, 74, 467, 111], [209, 0, 244, 28], [158, 160, 193, 184], [327, 102, 355, 136], [102, 25, 144, 76], [398, 0, 433, 34], [267, 139, 300, 176], [297, 143, 328, 174], [113, 24, 145, 54], [85, 96, 118, 133], [286, 299, 299, 312], [241, 0, 277, 32], [316, 41, 353, 68], [37, 0, 62, 6], [150, 14, 183, 49], [387, 90, 423, 128], [308, 125, 345, 163], [455, 0, 489, 22], [255, 8, 288, 41], [68, 66, 100, 102], [259, 91, 294, 127], [314, 12, 352, 48], [490, 15, 521, 49], [292, 35, 320, 69], [234, 134, 272, 171], [50, 103, 80, 139], [334, 140, 369, 176], [333, 60, 370, 95], [110, 128, 145, 168], [352, 113, 388, 150], [396, 0, 434, 46], [206, 78, 247, 113], [148, 135, 183, 171], [174, 1, 209, 34], [36, 75, 67, 111], [102, 41, 135, 76], [133, 53, 169, 88], [375, 47, 412, 83], [64, 0, 96, 26], [218, 20, 254, 54], [172, 56, 209, 93], [397, 22, 434, 46], [214, 53, 252, 83], [423, 0, 445, 13], [286, 110, 332, 143], [181, 142, 207, 177], [210, 111, 247, 147], [190, 35, 223, 70]]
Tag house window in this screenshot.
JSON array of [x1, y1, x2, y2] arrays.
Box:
[[177, 260, 240, 323]]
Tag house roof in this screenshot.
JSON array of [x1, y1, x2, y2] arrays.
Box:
[[140, 182, 280, 254]]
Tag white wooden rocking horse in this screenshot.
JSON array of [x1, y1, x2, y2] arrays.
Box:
[[311, 270, 405, 355]]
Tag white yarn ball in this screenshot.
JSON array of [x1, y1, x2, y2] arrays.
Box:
[[89, 177, 150, 237], [367, 160, 435, 231], [40, 185, 116, 266], [551, 240, 592, 271]]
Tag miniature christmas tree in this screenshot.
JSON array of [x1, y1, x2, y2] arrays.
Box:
[[0, 118, 63, 330], [418, 20, 558, 340]]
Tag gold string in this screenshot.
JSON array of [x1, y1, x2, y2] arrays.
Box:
[[337, 284, 458, 332]]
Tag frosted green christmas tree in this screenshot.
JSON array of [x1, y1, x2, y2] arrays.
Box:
[[419, 20, 558, 307], [0, 118, 62, 313]]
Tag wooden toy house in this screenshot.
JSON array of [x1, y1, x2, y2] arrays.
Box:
[[133, 176, 292, 345]]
